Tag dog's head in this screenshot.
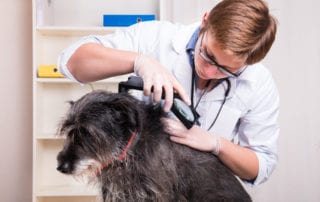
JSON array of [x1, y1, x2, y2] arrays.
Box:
[[56, 90, 146, 177]]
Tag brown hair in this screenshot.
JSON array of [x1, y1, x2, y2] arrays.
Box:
[[205, 0, 277, 65]]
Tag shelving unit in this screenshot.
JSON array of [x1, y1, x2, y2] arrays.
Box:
[[32, 0, 166, 202]]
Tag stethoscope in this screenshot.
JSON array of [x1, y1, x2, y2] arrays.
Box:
[[190, 63, 231, 131]]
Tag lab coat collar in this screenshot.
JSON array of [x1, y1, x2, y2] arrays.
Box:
[[207, 70, 252, 102], [172, 22, 200, 54], [186, 26, 200, 53]]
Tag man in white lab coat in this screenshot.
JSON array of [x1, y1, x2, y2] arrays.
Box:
[[59, 0, 279, 186]]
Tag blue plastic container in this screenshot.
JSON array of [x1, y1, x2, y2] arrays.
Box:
[[103, 14, 156, 26]]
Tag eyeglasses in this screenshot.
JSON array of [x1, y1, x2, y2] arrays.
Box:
[[199, 32, 243, 78]]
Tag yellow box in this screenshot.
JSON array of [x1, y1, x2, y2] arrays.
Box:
[[37, 65, 64, 78]]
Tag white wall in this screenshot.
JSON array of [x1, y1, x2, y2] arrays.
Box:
[[0, 0, 319, 202], [168, 0, 320, 201], [254, 0, 320, 201], [0, 0, 32, 202]]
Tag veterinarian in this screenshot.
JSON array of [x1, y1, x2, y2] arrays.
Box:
[[58, 0, 279, 186]]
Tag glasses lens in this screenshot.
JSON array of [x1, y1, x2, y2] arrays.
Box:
[[217, 66, 236, 77], [199, 49, 212, 65]]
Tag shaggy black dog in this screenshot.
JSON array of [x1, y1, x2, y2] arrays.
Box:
[[56, 90, 251, 202]]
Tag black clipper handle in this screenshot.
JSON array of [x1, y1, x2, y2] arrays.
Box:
[[118, 76, 180, 99], [118, 76, 144, 93]]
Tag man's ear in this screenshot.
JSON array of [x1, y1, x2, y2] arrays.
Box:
[[200, 12, 209, 29]]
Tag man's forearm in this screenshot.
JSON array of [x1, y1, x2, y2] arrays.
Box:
[[67, 43, 137, 83], [218, 138, 259, 181]]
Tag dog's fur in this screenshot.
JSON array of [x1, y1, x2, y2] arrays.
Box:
[[57, 90, 251, 202]]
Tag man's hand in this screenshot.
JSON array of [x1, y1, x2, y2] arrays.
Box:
[[161, 117, 220, 154], [134, 54, 190, 112]]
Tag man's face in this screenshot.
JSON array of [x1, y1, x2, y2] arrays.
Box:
[[194, 31, 246, 80]]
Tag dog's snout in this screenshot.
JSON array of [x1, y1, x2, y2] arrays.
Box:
[[57, 162, 72, 174]]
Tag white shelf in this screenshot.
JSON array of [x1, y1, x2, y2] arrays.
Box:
[[35, 0, 160, 27], [37, 185, 99, 196], [36, 74, 130, 84], [36, 26, 119, 36], [36, 133, 63, 140]]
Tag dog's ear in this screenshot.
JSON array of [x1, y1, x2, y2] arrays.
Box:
[[128, 100, 144, 133], [108, 93, 144, 133], [68, 100, 75, 106]]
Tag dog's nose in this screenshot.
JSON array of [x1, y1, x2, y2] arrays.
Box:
[[57, 162, 72, 174]]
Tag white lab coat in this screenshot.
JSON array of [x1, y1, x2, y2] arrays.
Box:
[[59, 21, 280, 186]]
